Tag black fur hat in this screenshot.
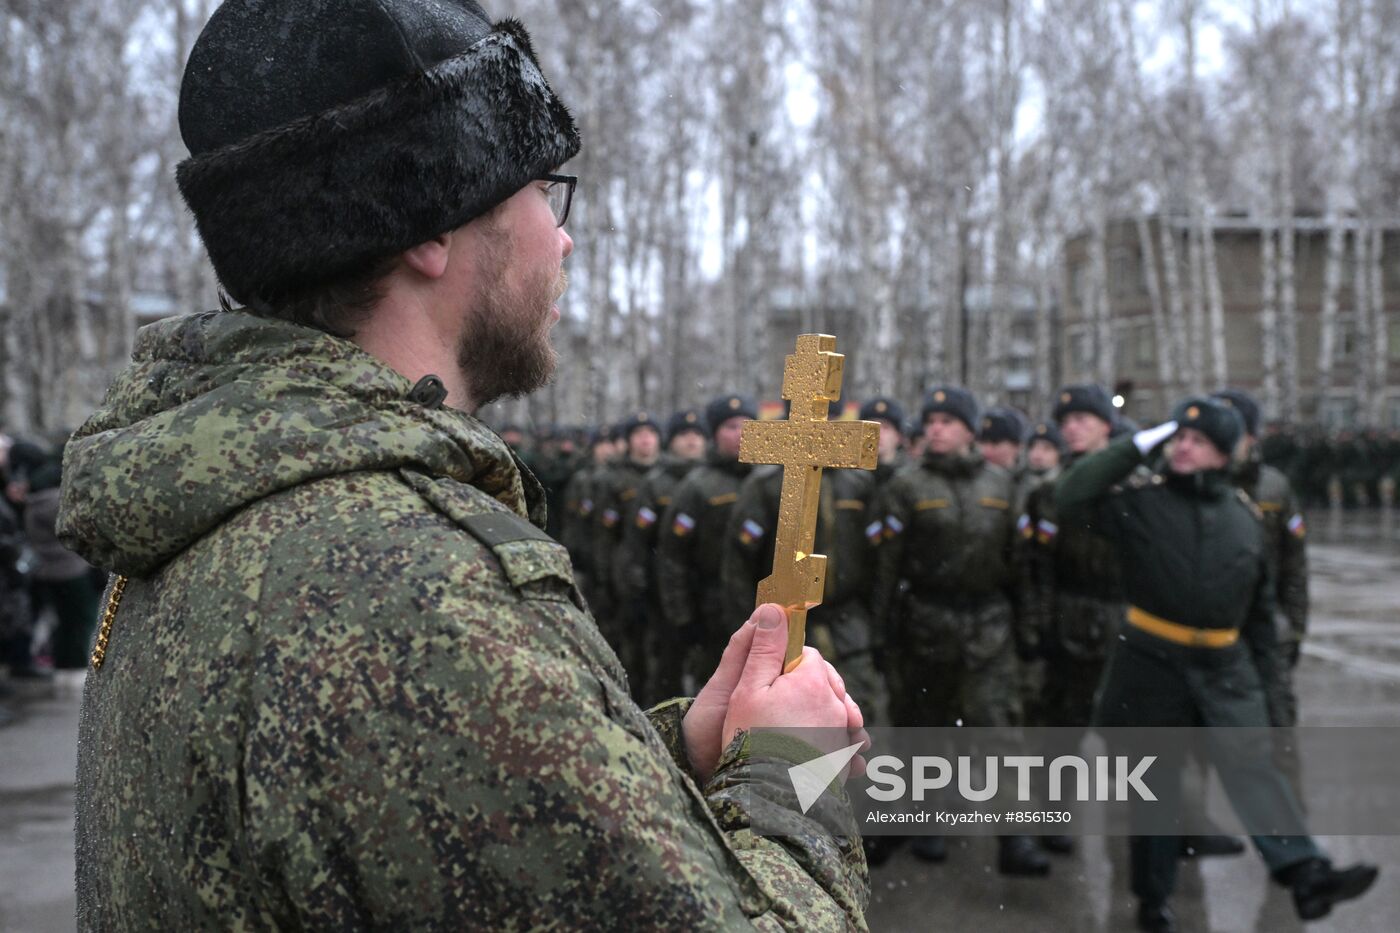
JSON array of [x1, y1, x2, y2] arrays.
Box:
[[920, 385, 980, 433], [665, 409, 706, 445], [859, 396, 907, 429], [1028, 421, 1067, 454], [176, 0, 579, 307], [620, 411, 662, 441], [1171, 396, 1244, 455], [1052, 384, 1115, 426], [978, 406, 1029, 444], [705, 394, 758, 435]]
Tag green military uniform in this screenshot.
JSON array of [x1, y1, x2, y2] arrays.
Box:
[[59, 312, 868, 930], [560, 457, 603, 603], [616, 454, 701, 703], [1055, 431, 1322, 909], [656, 452, 752, 688], [871, 448, 1030, 729], [721, 466, 889, 725], [592, 453, 652, 677], [1021, 454, 1130, 730], [1232, 448, 1309, 785], [529, 442, 581, 541]]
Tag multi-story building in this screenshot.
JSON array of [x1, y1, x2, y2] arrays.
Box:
[[1061, 216, 1400, 427]]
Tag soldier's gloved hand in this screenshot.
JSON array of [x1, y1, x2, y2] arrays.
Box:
[[1133, 420, 1179, 456]]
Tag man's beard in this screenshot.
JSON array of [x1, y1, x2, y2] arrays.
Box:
[[457, 252, 566, 409]]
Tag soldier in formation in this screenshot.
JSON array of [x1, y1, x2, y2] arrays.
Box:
[[871, 385, 1048, 875], [616, 408, 707, 703], [656, 394, 758, 690]]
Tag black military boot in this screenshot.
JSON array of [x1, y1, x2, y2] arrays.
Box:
[[998, 834, 1050, 876], [1136, 900, 1177, 933], [910, 835, 947, 862], [1040, 834, 1074, 854], [1276, 858, 1379, 921], [1179, 834, 1245, 857]]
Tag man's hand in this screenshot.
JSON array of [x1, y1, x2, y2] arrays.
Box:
[[682, 603, 865, 782]]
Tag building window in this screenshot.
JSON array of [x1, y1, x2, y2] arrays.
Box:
[[1069, 328, 1091, 374], [1110, 248, 1144, 299], [1070, 263, 1088, 313], [1135, 323, 1155, 368], [1320, 396, 1358, 430]]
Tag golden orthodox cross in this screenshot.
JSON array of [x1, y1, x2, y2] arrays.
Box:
[[740, 335, 879, 671]]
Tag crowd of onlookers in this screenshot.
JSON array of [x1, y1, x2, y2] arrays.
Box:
[[0, 431, 104, 727]]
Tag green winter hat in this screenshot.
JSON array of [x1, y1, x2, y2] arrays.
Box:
[[1171, 396, 1244, 455]]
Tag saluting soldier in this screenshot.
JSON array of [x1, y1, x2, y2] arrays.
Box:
[[1057, 398, 1377, 933], [655, 394, 756, 690], [859, 396, 909, 488], [1213, 389, 1309, 791], [872, 385, 1047, 875], [615, 408, 706, 703]]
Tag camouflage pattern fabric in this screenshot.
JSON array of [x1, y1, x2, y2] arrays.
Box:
[[871, 449, 1027, 730], [59, 310, 867, 931], [655, 453, 753, 686]]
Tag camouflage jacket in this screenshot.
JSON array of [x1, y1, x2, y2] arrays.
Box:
[[591, 456, 651, 619], [655, 453, 753, 657], [1020, 453, 1130, 660], [59, 311, 867, 931], [615, 454, 700, 604]]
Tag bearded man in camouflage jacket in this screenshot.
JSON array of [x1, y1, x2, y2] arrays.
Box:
[[58, 1, 868, 928]]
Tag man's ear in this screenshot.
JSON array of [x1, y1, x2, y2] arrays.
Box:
[[401, 232, 452, 280]]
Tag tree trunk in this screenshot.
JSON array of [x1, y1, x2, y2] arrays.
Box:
[[1136, 215, 1174, 397], [1259, 223, 1280, 414], [1352, 225, 1371, 420], [1317, 220, 1344, 413]]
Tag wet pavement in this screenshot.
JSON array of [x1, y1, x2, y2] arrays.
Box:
[[2, 510, 1397, 932]]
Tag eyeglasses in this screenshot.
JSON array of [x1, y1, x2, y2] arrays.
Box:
[[537, 173, 576, 227]]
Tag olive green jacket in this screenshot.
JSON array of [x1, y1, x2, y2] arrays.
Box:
[[1054, 435, 1277, 682]]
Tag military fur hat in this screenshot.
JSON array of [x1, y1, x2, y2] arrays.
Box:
[[1172, 396, 1244, 455], [619, 412, 662, 441], [176, 0, 579, 307], [665, 409, 706, 445], [1211, 388, 1262, 437], [1052, 384, 1115, 426], [705, 394, 758, 434], [920, 385, 980, 433], [859, 396, 906, 429], [1028, 421, 1067, 454], [978, 406, 1029, 444]]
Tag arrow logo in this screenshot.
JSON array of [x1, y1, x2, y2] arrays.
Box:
[[788, 742, 864, 814]]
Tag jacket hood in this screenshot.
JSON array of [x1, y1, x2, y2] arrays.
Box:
[[58, 310, 542, 576]]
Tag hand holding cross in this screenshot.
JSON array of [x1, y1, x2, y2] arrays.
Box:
[[739, 335, 879, 672]]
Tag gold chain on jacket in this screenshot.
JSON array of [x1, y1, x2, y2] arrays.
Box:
[[89, 575, 129, 671]]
